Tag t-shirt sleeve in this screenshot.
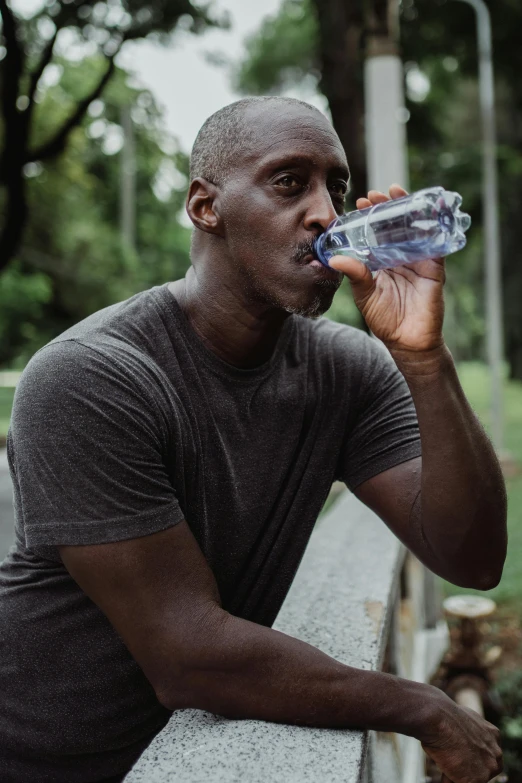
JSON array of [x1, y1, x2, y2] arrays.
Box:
[[9, 339, 185, 549], [336, 333, 422, 491]]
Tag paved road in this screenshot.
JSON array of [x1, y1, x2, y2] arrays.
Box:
[[0, 450, 15, 561]]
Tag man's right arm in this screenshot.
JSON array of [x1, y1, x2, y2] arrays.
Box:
[[59, 520, 502, 783]]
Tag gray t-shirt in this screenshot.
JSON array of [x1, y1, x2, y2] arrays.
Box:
[[0, 283, 421, 782]]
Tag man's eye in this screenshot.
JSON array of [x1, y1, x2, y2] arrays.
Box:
[[275, 175, 301, 188], [330, 182, 348, 198]]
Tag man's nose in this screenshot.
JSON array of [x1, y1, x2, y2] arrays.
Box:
[[303, 188, 339, 233]]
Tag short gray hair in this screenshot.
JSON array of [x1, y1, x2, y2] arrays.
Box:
[[190, 96, 326, 186]]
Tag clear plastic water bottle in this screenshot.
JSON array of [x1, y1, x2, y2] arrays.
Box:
[[314, 186, 471, 271]]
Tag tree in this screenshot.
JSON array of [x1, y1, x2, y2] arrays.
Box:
[[236, 0, 522, 378], [401, 0, 522, 379], [234, 0, 370, 332], [0, 0, 223, 272], [0, 55, 193, 367], [236, 0, 367, 201]]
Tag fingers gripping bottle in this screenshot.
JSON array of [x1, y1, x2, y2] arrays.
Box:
[[314, 186, 472, 272]]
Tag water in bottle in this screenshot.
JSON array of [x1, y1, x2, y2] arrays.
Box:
[[314, 186, 471, 271]]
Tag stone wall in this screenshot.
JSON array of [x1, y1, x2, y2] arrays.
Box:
[[125, 490, 448, 783]]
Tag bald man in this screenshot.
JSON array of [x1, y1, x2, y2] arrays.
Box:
[[1, 97, 505, 783]]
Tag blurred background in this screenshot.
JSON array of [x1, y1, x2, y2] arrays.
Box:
[[1, 0, 522, 776]]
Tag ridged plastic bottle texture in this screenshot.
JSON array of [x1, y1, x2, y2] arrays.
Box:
[[314, 186, 472, 271]]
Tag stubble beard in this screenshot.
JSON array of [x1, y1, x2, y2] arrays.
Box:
[[242, 268, 339, 319], [282, 279, 339, 318], [235, 239, 341, 318]]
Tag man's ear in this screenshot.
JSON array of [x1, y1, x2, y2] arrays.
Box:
[[185, 178, 224, 237]]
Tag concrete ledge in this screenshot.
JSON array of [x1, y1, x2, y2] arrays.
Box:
[[125, 490, 404, 783]]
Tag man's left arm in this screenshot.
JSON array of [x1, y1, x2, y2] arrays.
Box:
[[329, 185, 507, 591], [354, 344, 507, 590]]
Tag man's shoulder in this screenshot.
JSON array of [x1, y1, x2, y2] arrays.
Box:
[[45, 285, 163, 347], [15, 330, 165, 421], [19, 285, 172, 392]]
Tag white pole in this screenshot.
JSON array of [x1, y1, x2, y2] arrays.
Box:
[[454, 0, 504, 454], [365, 54, 410, 192], [364, 0, 409, 195]]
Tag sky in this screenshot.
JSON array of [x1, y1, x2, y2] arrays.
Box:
[[119, 0, 285, 153], [118, 0, 331, 153], [14, 0, 329, 154], [12, 0, 431, 158]]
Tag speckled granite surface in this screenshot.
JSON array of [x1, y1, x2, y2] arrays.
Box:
[[125, 490, 403, 782]]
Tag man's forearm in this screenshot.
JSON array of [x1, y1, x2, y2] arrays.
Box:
[[392, 343, 507, 589], [164, 608, 448, 740]]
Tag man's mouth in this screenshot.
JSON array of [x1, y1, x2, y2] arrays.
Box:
[[298, 252, 327, 268], [298, 252, 342, 279]]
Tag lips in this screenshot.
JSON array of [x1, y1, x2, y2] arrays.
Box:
[[297, 253, 341, 281], [294, 252, 315, 267]]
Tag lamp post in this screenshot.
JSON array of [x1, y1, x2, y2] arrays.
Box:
[[364, 0, 409, 192], [453, 0, 504, 455]]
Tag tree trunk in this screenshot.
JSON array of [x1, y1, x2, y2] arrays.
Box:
[[0, 0, 29, 273], [0, 107, 29, 272], [0, 161, 27, 273], [506, 333, 522, 382], [311, 0, 371, 333], [504, 278, 522, 381], [0, 103, 29, 272], [312, 0, 367, 202]]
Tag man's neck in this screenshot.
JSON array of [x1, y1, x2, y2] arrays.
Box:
[[168, 268, 290, 370]]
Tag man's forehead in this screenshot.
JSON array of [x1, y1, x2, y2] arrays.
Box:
[[241, 104, 348, 173]]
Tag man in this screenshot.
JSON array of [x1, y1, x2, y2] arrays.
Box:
[[1, 96, 506, 782]]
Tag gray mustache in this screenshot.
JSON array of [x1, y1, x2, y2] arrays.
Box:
[[292, 239, 317, 263]]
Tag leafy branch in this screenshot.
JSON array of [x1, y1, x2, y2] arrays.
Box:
[[28, 53, 118, 163], [0, 0, 220, 272]]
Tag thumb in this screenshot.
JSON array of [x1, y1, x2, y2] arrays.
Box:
[[327, 255, 375, 300]]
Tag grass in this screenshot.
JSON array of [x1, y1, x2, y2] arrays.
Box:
[[1, 363, 522, 608], [442, 362, 522, 610], [0, 387, 15, 440]]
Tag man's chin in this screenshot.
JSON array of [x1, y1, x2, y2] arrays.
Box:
[[284, 288, 338, 318]]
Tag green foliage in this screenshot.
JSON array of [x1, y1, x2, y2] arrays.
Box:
[[16, 0, 219, 64], [498, 670, 522, 721], [494, 670, 522, 781], [0, 387, 15, 437], [235, 0, 319, 95], [0, 262, 53, 368], [0, 0, 224, 278], [0, 0, 225, 367], [324, 280, 362, 329], [401, 0, 522, 378], [236, 0, 522, 374], [0, 55, 192, 367]]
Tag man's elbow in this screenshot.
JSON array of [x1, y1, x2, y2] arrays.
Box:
[[448, 567, 504, 592], [153, 608, 233, 712], [148, 649, 200, 712], [155, 677, 196, 712], [469, 573, 502, 592], [442, 533, 507, 592], [471, 569, 503, 591]]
